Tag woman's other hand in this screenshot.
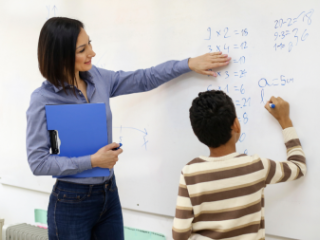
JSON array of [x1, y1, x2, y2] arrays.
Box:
[[91, 142, 123, 169], [188, 52, 231, 77]]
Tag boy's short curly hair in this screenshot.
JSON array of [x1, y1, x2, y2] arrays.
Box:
[[189, 90, 236, 148]]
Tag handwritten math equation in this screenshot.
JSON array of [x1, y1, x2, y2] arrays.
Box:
[[205, 27, 249, 40], [202, 7, 314, 154], [204, 26, 251, 153], [273, 9, 314, 52], [259, 75, 294, 104], [205, 27, 249, 54], [208, 69, 247, 79]]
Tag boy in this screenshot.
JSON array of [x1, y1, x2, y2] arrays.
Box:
[[172, 90, 306, 240]]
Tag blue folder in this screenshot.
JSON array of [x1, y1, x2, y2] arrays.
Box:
[[45, 103, 110, 178]]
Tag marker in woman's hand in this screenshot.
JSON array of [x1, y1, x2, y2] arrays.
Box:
[[112, 143, 122, 151], [269, 103, 275, 109]]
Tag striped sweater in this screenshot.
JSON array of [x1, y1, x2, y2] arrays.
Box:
[[172, 127, 306, 240]]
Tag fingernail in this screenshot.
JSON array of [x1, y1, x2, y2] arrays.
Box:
[[226, 61, 230, 64], [223, 54, 228, 57]]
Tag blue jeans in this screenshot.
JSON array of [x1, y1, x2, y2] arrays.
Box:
[[47, 174, 124, 240]]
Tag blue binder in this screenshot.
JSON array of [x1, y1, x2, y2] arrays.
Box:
[[45, 103, 110, 178]]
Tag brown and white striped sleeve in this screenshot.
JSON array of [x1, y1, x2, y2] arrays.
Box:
[[262, 127, 306, 184], [172, 172, 194, 240]]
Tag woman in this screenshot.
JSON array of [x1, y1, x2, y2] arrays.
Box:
[[26, 17, 230, 240]]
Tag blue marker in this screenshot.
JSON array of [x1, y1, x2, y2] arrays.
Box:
[[269, 103, 275, 108], [113, 143, 122, 150]]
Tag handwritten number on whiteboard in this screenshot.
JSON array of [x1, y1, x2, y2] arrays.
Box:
[[240, 56, 245, 64], [293, 28, 299, 45], [224, 44, 229, 53], [205, 27, 211, 40], [243, 112, 248, 124], [225, 71, 229, 79], [240, 84, 245, 94], [242, 97, 251, 107], [52, 5, 57, 16], [240, 41, 248, 49], [224, 85, 229, 93], [242, 28, 248, 36], [303, 9, 314, 25], [239, 133, 246, 142], [224, 27, 230, 38], [301, 29, 309, 41], [280, 75, 286, 86], [288, 42, 293, 52]]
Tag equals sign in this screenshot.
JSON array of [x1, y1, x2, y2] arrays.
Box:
[[234, 44, 239, 49], [234, 72, 239, 76], [235, 100, 241, 106], [234, 30, 239, 35], [273, 78, 279, 86], [233, 60, 239, 63], [286, 30, 290, 35], [234, 86, 240, 91]]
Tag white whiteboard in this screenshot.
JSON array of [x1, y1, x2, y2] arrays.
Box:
[[0, 1, 319, 239]]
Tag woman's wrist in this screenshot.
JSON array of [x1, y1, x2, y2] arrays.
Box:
[[188, 58, 195, 71], [91, 154, 97, 168]]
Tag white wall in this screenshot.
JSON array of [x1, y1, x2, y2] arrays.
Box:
[[0, 183, 296, 240]]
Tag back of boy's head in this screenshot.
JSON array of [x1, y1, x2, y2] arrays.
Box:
[[189, 90, 236, 148]]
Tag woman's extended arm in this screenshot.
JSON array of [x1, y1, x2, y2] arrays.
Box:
[[91, 52, 230, 98]]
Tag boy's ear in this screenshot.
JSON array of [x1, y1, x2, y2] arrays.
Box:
[[232, 117, 241, 133]]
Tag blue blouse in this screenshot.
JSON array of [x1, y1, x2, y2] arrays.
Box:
[[26, 59, 191, 184]]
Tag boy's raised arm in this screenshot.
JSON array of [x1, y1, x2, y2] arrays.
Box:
[[172, 173, 194, 240], [262, 127, 306, 184], [262, 97, 306, 184]]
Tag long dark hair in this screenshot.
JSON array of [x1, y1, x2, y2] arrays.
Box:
[[38, 17, 90, 94]]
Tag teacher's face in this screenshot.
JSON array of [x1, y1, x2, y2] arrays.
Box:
[[75, 28, 96, 73]]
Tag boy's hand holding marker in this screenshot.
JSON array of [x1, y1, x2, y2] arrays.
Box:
[[91, 142, 123, 169], [265, 96, 293, 129]]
